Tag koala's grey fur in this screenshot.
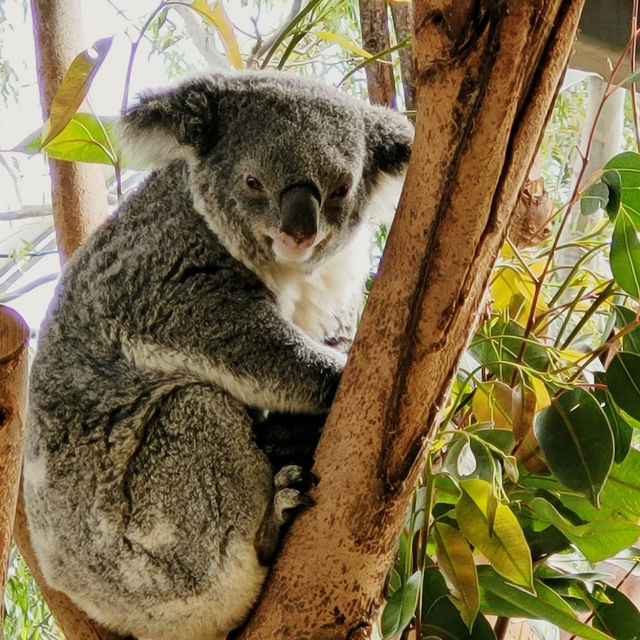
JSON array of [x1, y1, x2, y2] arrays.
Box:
[[23, 70, 412, 640]]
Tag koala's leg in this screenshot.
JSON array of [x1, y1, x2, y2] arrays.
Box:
[[55, 382, 274, 640]]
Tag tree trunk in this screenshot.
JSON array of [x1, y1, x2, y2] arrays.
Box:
[[359, 0, 397, 107], [0, 306, 29, 632], [390, 2, 416, 112], [237, 2, 585, 639], [29, 0, 108, 262], [11, 1, 113, 639]]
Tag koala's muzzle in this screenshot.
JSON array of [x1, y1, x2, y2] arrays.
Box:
[[279, 183, 320, 249]]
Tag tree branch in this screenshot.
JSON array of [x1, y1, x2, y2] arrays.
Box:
[[237, 1, 586, 638]]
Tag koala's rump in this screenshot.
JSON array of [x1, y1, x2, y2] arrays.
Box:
[[24, 376, 272, 639]]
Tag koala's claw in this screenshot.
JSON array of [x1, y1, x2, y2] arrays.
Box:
[[274, 464, 318, 491], [273, 487, 314, 526]]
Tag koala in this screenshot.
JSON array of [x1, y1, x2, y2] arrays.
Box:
[[23, 70, 412, 640]]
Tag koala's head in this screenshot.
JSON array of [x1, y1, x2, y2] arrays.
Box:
[[120, 71, 412, 270]]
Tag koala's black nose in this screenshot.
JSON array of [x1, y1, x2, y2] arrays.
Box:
[[279, 183, 321, 245]]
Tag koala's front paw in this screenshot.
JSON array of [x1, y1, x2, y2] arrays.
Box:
[[272, 464, 317, 526]]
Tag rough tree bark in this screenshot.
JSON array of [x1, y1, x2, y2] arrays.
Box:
[[0, 306, 29, 632], [359, 0, 397, 107], [390, 2, 416, 112], [238, 2, 585, 639], [10, 1, 113, 639]]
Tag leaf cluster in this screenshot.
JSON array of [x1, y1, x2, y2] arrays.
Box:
[[382, 95, 640, 640]]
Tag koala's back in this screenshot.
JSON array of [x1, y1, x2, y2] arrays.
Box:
[[25, 165, 275, 638]]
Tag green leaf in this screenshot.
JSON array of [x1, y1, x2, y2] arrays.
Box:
[[433, 522, 479, 630], [42, 37, 113, 147], [422, 565, 497, 640], [381, 570, 421, 639], [478, 566, 618, 640], [443, 436, 499, 484], [456, 479, 533, 590], [593, 381, 632, 464], [601, 448, 640, 520], [605, 152, 640, 218], [592, 585, 640, 639], [469, 317, 549, 382], [528, 497, 640, 563], [581, 181, 609, 215], [603, 170, 622, 220], [610, 209, 640, 298], [607, 352, 640, 422], [614, 305, 640, 353], [533, 388, 614, 505]]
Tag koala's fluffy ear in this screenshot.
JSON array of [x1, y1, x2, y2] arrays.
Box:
[[364, 106, 414, 176], [118, 77, 219, 168]]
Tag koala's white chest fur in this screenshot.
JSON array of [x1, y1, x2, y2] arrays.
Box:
[[262, 224, 371, 344]]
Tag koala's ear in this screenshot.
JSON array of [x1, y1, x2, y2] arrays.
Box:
[[364, 106, 414, 175], [118, 77, 219, 168]]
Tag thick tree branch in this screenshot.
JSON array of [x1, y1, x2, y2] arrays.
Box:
[[238, 2, 585, 639], [0, 306, 28, 626]]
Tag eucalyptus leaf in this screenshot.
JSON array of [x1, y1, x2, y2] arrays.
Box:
[[592, 585, 640, 639], [42, 37, 113, 147], [605, 152, 640, 218], [381, 570, 421, 639], [581, 181, 609, 215], [478, 566, 617, 640], [433, 522, 479, 630], [533, 388, 614, 505], [610, 209, 640, 298], [456, 479, 533, 590], [601, 448, 640, 520], [606, 352, 640, 422], [603, 170, 622, 220]]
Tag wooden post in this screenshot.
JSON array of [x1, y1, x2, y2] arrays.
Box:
[[0, 306, 29, 633], [238, 2, 586, 638]]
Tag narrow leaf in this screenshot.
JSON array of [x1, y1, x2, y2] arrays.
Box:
[[456, 479, 533, 591], [42, 37, 113, 146], [610, 209, 640, 298], [533, 388, 614, 506], [529, 497, 640, 563], [581, 181, 609, 215], [314, 31, 372, 58], [592, 585, 640, 639], [190, 0, 243, 69], [479, 567, 618, 640], [606, 352, 640, 422], [381, 570, 421, 639], [433, 522, 480, 630]]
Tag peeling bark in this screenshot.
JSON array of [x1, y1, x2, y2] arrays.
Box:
[[238, 2, 585, 638]]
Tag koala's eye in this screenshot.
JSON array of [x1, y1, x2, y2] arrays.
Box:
[[245, 175, 265, 192], [329, 184, 349, 200]]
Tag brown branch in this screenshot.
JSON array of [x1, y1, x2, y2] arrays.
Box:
[[237, 1, 586, 638], [390, 1, 416, 112], [29, 0, 108, 262], [358, 0, 397, 107], [0, 306, 29, 627]]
